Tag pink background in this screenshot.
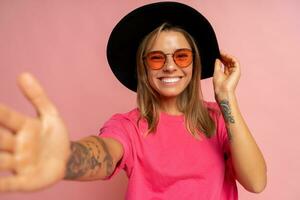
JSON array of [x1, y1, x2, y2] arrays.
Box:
[[0, 0, 299, 199]]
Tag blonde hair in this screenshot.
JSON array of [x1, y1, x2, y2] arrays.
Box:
[[136, 23, 215, 140]]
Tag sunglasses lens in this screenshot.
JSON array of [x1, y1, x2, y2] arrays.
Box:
[[145, 49, 193, 69], [174, 49, 193, 67], [146, 52, 165, 69]]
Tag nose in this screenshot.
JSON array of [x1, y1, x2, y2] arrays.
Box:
[[162, 54, 177, 72]]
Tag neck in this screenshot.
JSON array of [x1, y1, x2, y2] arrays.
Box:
[[158, 96, 183, 115]]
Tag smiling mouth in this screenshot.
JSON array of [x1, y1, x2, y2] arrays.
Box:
[[159, 77, 182, 84]]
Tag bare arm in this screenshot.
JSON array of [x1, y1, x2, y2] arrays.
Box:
[[213, 52, 267, 193], [217, 94, 267, 193], [64, 136, 123, 181], [0, 73, 123, 192]]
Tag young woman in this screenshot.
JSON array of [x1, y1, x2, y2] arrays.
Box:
[[0, 2, 267, 199]]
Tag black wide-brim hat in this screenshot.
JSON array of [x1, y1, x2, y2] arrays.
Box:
[[106, 1, 220, 92]]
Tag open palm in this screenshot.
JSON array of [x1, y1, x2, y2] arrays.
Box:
[[0, 73, 70, 192]]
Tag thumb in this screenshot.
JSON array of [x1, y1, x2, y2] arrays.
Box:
[[17, 72, 58, 116], [213, 59, 223, 76]]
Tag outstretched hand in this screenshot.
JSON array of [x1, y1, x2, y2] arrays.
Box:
[[213, 52, 241, 101], [0, 73, 70, 192]]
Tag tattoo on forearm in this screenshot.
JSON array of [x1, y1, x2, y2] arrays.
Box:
[[219, 99, 235, 140], [92, 136, 114, 176], [220, 100, 235, 123], [64, 136, 113, 180]]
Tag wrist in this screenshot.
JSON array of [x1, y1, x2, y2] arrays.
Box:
[[215, 91, 236, 103]]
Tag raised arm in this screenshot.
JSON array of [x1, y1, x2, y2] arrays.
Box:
[[0, 73, 123, 192], [213, 52, 267, 193]]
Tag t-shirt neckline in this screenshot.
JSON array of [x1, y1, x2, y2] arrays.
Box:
[[159, 111, 185, 122]]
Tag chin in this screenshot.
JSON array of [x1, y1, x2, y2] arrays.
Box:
[[156, 88, 186, 99]]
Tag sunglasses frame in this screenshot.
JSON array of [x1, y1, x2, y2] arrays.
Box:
[[143, 48, 194, 70]]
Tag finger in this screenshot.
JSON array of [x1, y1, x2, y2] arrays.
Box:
[[220, 52, 240, 74], [17, 73, 58, 116], [0, 176, 21, 192], [0, 127, 15, 152], [220, 51, 234, 60], [220, 52, 239, 66], [0, 152, 14, 171], [0, 104, 27, 132], [214, 59, 223, 74]]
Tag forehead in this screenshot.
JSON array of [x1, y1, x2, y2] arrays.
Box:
[[146, 30, 191, 52]]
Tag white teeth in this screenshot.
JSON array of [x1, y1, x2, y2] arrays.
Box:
[[160, 77, 181, 83]]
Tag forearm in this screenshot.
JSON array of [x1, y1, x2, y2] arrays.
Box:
[[216, 93, 267, 193], [64, 136, 114, 181]]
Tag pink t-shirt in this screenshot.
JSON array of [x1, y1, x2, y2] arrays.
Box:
[[99, 101, 238, 200]]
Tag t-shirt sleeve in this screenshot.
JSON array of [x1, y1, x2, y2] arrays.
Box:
[[98, 114, 133, 180]]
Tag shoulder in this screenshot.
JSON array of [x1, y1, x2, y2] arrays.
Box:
[[100, 108, 141, 139], [203, 101, 229, 146], [109, 108, 140, 122], [103, 108, 141, 128]]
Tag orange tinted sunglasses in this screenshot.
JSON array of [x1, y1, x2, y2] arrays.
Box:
[[143, 48, 193, 70]]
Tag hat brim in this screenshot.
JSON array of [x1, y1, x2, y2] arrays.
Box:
[[107, 2, 220, 92]]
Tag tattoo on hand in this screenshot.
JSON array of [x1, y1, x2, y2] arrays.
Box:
[[64, 136, 113, 180]]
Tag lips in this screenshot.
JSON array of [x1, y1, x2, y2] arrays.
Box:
[[159, 76, 182, 84]]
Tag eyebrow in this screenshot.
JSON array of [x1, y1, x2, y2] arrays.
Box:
[[147, 48, 192, 53]]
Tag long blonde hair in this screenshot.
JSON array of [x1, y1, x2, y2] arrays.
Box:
[[136, 23, 215, 140]]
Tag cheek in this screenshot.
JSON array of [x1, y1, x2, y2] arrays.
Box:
[[189, 69, 193, 80], [185, 67, 193, 81], [147, 70, 157, 88]]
